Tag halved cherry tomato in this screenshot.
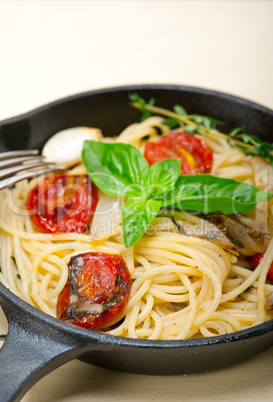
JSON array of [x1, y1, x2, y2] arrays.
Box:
[[251, 253, 273, 282], [26, 173, 97, 233], [144, 131, 213, 174], [57, 252, 131, 330]]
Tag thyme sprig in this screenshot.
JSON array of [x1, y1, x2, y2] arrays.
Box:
[[129, 93, 273, 166]]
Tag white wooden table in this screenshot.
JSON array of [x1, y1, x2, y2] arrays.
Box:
[[0, 1, 273, 401]]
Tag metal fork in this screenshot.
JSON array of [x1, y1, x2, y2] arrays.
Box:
[[0, 150, 66, 190]]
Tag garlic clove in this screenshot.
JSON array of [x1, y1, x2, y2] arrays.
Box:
[[42, 126, 102, 167]]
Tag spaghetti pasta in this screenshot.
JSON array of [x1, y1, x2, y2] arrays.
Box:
[[1, 114, 273, 340]]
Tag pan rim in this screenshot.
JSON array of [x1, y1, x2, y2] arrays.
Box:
[[0, 83, 272, 125], [1, 280, 273, 349]]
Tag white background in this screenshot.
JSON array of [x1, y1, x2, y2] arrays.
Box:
[[0, 1, 273, 401], [0, 0, 273, 121]]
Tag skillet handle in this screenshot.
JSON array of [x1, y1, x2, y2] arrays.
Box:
[[0, 299, 91, 402]]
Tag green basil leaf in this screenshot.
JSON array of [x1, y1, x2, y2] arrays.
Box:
[[173, 105, 187, 116], [157, 174, 273, 215], [129, 93, 143, 104], [183, 125, 199, 134], [139, 97, 155, 121], [145, 159, 181, 198], [193, 115, 224, 130], [228, 131, 273, 167], [229, 125, 245, 137], [122, 197, 162, 248], [161, 118, 180, 128], [82, 140, 149, 197], [129, 93, 155, 122]]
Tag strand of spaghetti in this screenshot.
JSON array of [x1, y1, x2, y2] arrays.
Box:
[[24, 214, 36, 233], [38, 258, 68, 301], [103, 312, 131, 336], [141, 301, 153, 326], [188, 246, 229, 284], [193, 274, 222, 327], [219, 308, 257, 323], [119, 279, 152, 319], [134, 254, 153, 272], [195, 274, 210, 308], [220, 266, 262, 303], [210, 311, 242, 332], [212, 148, 247, 174], [135, 294, 154, 327], [125, 245, 135, 275], [138, 235, 232, 274], [131, 264, 222, 329], [223, 277, 244, 288], [13, 235, 33, 280], [20, 276, 34, 306], [200, 322, 226, 337], [147, 272, 181, 284], [12, 234, 35, 303], [2, 232, 19, 296], [149, 310, 163, 340], [39, 272, 55, 301], [161, 308, 192, 339], [153, 306, 192, 332], [231, 265, 253, 277], [135, 253, 177, 269], [30, 288, 55, 317], [31, 243, 77, 292], [117, 116, 167, 143], [221, 237, 273, 304], [241, 292, 258, 304], [135, 248, 202, 277], [35, 255, 68, 301], [0, 219, 92, 241], [221, 301, 257, 310], [128, 300, 142, 338], [38, 260, 62, 277], [150, 283, 188, 295], [103, 240, 126, 252], [135, 329, 153, 337], [255, 238, 273, 324], [200, 135, 230, 155], [217, 165, 253, 181], [147, 285, 189, 303], [175, 274, 197, 339], [137, 238, 219, 263], [21, 240, 53, 258]]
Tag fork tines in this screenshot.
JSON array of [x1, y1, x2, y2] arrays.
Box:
[[0, 150, 66, 190], [0, 149, 40, 161]]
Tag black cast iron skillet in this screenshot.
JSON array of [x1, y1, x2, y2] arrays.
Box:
[[1, 85, 273, 402]]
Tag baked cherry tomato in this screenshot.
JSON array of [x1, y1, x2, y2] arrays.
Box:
[[144, 131, 213, 174], [251, 253, 273, 282], [57, 252, 131, 330], [26, 173, 97, 233]]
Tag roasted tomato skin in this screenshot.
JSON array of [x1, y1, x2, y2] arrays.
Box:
[[57, 252, 131, 330], [251, 253, 273, 282], [26, 173, 97, 233], [144, 131, 213, 174]]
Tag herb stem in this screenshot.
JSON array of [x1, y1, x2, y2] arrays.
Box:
[[133, 101, 256, 153], [132, 102, 186, 122], [202, 130, 256, 152]]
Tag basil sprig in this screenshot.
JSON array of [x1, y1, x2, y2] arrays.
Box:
[[82, 140, 273, 248]]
